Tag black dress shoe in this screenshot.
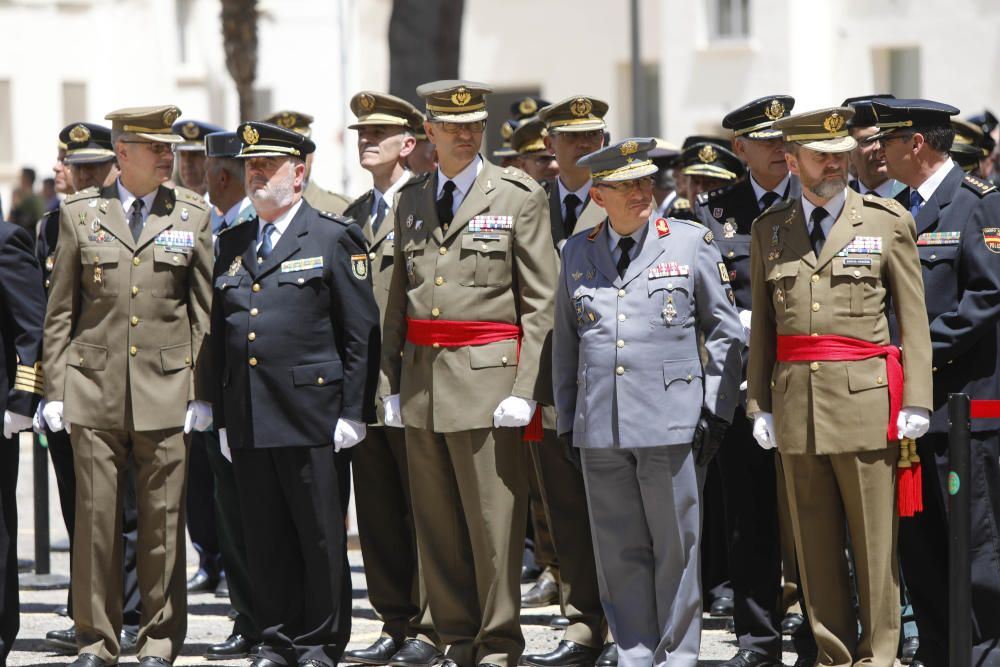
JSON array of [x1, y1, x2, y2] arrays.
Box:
[[68, 653, 116, 667], [781, 612, 805, 635], [909, 661, 925, 667], [549, 615, 570, 629], [709, 595, 735, 617], [187, 569, 218, 592], [388, 639, 441, 667], [250, 657, 286, 667], [343, 637, 399, 665], [521, 574, 558, 608], [214, 576, 229, 598], [595, 643, 617, 667], [206, 634, 251, 660], [299, 661, 330, 667], [900, 637, 919, 664], [120, 629, 138, 655], [138, 657, 171, 667], [719, 649, 782, 667], [45, 626, 77, 654], [523, 641, 602, 667]]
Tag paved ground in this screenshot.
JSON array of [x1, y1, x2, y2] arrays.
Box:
[[7, 437, 848, 666]]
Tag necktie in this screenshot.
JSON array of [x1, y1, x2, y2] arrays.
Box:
[[759, 191, 780, 212], [372, 197, 388, 234], [809, 207, 828, 257], [909, 190, 924, 219], [616, 237, 636, 278], [259, 223, 276, 260], [128, 199, 144, 241], [437, 180, 456, 225], [214, 220, 228, 258], [563, 193, 581, 237]]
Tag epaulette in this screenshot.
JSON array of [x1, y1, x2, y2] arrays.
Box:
[[962, 174, 997, 197], [318, 210, 352, 226], [63, 187, 101, 205], [500, 165, 538, 191], [538, 178, 554, 196], [758, 197, 794, 218], [861, 193, 904, 216], [174, 187, 208, 210], [399, 171, 432, 191], [666, 217, 708, 233], [673, 197, 691, 210]]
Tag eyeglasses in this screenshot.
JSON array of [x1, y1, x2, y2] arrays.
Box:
[[596, 177, 654, 193], [435, 120, 486, 134], [554, 129, 604, 141], [876, 132, 914, 145], [123, 141, 173, 155]]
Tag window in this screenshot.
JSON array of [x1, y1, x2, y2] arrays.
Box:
[[872, 47, 921, 98], [708, 0, 751, 39], [62, 82, 86, 125]]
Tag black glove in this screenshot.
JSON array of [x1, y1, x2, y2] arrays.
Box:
[[559, 431, 581, 472], [692, 409, 729, 466]]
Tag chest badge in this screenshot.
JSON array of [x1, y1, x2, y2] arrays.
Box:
[[655, 218, 670, 237], [723, 219, 736, 239], [90, 218, 101, 232], [571, 271, 583, 281], [406, 214, 414, 229], [663, 298, 677, 324], [181, 208, 189, 221]]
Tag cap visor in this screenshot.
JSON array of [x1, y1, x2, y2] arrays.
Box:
[[65, 153, 116, 165], [174, 143, 205, 152], [595, 163, 659, 182], [137, 132, 185, 144], [798, 135, 857, 153], [551, 121, 606, 133], [348, 117, 411, 130], [744, 128, 783, 140], [492, 148, 519, 158], [429, 110, 488, 123]]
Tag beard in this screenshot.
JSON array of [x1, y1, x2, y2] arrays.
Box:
[[249, 171, 295, 209], [808, 173, 848, 199]]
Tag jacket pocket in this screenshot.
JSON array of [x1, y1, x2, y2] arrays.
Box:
[[160, 342, 193, 372], [846, 357, 889, 393], [648, 276, 692, 326], [469, 340, 518, 369], [291, 359, 343, 387], [459, 233, 511, 287], [151, 246, 192, 298], [663, 358, 704, 387], [68, 340, 108, 371], [277, 268, 324, 286], [832, 256, 882, 316], [80, 246, 120, 298]]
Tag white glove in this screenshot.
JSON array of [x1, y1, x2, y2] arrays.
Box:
[[334, 418, 367, 452], [897, 406, 931, 440], [752, 412, 777, 450], [183, 400, 213, 434], [739, 309, 752, 344], [493, 396, 537, 428], [218, 428, 231, 462], [33, 399, 46, 434], [3, 411, 32, 440], [383, 394, 404, 428], [42, 400, 70, 433]]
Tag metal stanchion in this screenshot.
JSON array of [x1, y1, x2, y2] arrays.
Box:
[[19, 432, 69, 590], [947, 393, 971, 667]]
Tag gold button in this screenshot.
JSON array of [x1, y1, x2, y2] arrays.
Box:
[[252, 283, 261, 292], [431, 307, 440, 317], [369, 252, 376, 260], [432, 342, 440, 349], [172, 255, 179, 263], [130, 316, 139, 326], [775, 271, 782, 278], [257, 257, 263, 264], [853, 270, 861, 278], [250, 307, 259, 316], [618, 289, 626, 297], [132, 257, 140, 266], [79, 357, 85, 366], [770, 380, 776, 388], [877, 376, 884, 384], [618, 313, 626, 321], [809, 362, 819, 371], [439, 247, 447, 255], [616, 366, 625, 376], [317, 377, 325, 385], [443, 223, 449, 232], [811, 274, 819, 283], [248, 332, 256, 341], [811, 332, 819, 336], [728, 250, 735, 258], [932, 366, 938, 372], [129, 346, 137, 356], [687, 374, 693, 381], [131, 285, 139, 296], [666, 282, 673, 289], [481, 244, 488, 250], [45, 279, 51, 288], [435, 277, 444, 286], [720, 392, 726, 400], [811, 302, 820, 312], [930, 254, 937, 260], [501, 356, 509, 365], [297, 278, 305, 284], [617, 340, 625, 348], [184, 356, 191, 364], [249, 357, 258, 366]]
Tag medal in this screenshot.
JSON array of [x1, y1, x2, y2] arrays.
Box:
[[770, 225, 780, 247], [723, 219, 736, 239], [93, 265, 103, 284], [181, 208, 189, 221], [663, 298, 676, 323], [91, 218, 100, 232], [775, 288, 784, 303], [98, 201, 108, 214]]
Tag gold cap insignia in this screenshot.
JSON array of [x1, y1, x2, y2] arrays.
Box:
[[358, 94, 376, 112], [501, 123, 514, 140], [697, 144, 718, 164], [518, 97, 537, 116], [277, 113, 297, 129], [182, 122, 199, 139], [163, 108, 180, 126], [69, 124, 91, 143], [451, 87, 472, 107], [571, 98, 593, 118], [242, 124, 259, 145], [620, 140, 638, 156], [764, 99, 785, 121], [823, 112, 845, 133]]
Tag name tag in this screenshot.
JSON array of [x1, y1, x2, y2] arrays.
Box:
[[917, 231, 961, 245], [468, 216, 513, 232], [843, 257, 872, 267], [838, 235, 882, 255], [472, 233, 503, 241], [154, 230, 195, 249], [281, 256, 324, 273], [649, 262, 690, 278]]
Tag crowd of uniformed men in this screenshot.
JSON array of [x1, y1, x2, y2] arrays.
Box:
[[0, 81, 996, 667]]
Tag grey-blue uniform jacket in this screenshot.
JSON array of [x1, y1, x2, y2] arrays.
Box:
[[553, 215, 743, 448]]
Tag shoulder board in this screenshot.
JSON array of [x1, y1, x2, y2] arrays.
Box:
[[318, 210, 352, 226], [861, 193, 904, 216], [962, 174, 997, 197], [173, 187, 208, 210], [64, 187, 101, 205], [760, 197, 794, 216], [346, 190, 373, 212], [399, 172, 431, 191], [499, 166, 538, 191], [701, 181, 739, 204], [665, 217, 708, 234]]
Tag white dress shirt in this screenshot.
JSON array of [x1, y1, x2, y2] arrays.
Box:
[[116, 180, 158, 224], [914, 158, 956, 209], [557, 177, 592, 220], [436, 156, 483, 216], [257, 198, 304, 252], [373, 170, 412, 220], [801, 188, 847, 240], [607, 219, 649, 264], [749, 172, 791, 209]]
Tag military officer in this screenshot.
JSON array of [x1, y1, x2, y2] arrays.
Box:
[[511, 117, 559, 184], [337, 91, 439, 667], [212, 121, 378, 667], [406, 117, 438, 175], [259, 109, 352, 214], [381, 80, 556, 667], [172, 119, 222, 197], [747, 107, 933, 667], [553, 138, 741, 667], [539, 97, 610, 249], [41, 105, 214, 667], [678, 140, 744, 200], [872, 97, 1000, 667], [841, 95, 908, 204], [492, 120, 521, 167], [0, 210, 47, 665], [951, 117, 995, 179], [650, 139, 681, 218], [37, 122, 143, 658]]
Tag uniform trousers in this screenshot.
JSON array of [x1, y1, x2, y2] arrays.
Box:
[[715, 409, 782, 657], [202, 431, 258, 642], [581, 445, 704, 667], [70, 425, 188, 663], [352, 424, 434, 644], [527, 465, 557, 572], [0, 438, 19, 663], [405, 426, 528, 667], [232, 445, 350, 667], [529, 430, 607, 647], [186, 433, 222, 581], [782, 448, 899, 667], [899, 431, 1000, 667]]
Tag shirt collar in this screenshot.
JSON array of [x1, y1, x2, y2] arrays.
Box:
[[557, 176, 592, 204], [858, 178, 899, 199], [374, 170, 412, 212], [436, 156, 482, 201], [749, 172, 791, 203], [800, 188, 847, 231], [916, 158, 955, 204], [606, 217, 649, 256], [258, 197, 304, 239], [116, 179, 158, 215]]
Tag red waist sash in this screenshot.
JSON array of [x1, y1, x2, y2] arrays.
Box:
[[776, 334, 903, 440]]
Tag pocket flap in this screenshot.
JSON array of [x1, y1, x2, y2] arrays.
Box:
[[291, 360, 343, 386], [403, 238, 425, 253], [833, 255, 879, 278], [648, 275, 690, 295], [461, 233, 510, 254], [68, 340, 108, 370], [214, 274, 244, 290], [770, 366, 789, 393], [277, 268, 324, 285], [766, 259, 800, 281], [846, 357, 889, 392], [469, 340, 518, 369], [160, 343, 193, 372], [717, 240, 751, 259], [153, 245, 193, 266], [919, 245, 959, 265], [662, 358, 702, 387], [80, 246, 119, 266]]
